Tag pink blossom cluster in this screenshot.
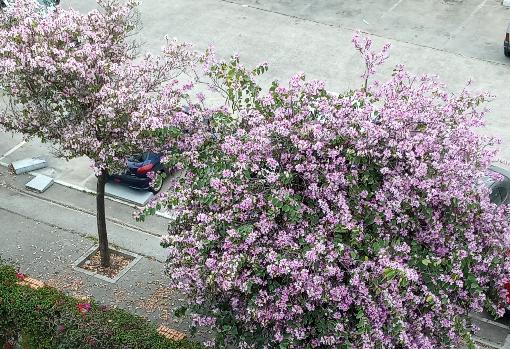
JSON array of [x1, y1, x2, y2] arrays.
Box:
[[158, 35, 510, 348], [0, 0, 199, 175]]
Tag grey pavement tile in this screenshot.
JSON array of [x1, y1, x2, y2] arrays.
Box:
[[25, 174, 54, 192]]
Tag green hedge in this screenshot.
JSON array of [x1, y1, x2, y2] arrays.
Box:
[[0, 262, 202, 349]]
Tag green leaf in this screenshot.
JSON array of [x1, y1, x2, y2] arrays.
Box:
[[173, 305, 187, 317]]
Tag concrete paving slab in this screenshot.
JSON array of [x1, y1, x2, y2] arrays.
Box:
[[11, 158, 47, 174], [0, 184, 167, 261], [105, 181, 153, 206], [0, 165, 168, 236], [0, 137, 93, 184], [472, 315, 508, 348], [502, 333, 510, 348], [25, 174, 54, 193]]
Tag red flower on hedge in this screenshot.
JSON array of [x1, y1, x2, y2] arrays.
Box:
[[77, 303, 91, 314], [15, 272, 25, 281]]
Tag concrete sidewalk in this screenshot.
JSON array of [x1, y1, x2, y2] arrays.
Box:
[[0, 167, 211, 340], [0, 207, 196, 333], [0, 165, 169, 260]]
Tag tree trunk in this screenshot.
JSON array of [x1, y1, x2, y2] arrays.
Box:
[[96, 170, 110, 267]]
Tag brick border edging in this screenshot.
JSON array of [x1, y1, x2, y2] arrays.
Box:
[[157, 325, 187, 341], [16, 276, 187, 341], [16, 276, 44, 290]]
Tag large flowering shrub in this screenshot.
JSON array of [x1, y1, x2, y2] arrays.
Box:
[[150, 35, 510, 348]]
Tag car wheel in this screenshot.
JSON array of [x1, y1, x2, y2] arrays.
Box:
[[149, 171, 164, 194], [505, 49, 510, 58]]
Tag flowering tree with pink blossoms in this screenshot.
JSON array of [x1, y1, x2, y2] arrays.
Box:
[[0, 0, 197, 267], [138, 34, 510, 348]]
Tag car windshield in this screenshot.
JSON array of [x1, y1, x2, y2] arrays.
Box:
[[127, 154, 144, 162], [1, 0, 59, 8], [37, 0, 58, 5]]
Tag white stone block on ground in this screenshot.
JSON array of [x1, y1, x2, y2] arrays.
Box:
[[25, 174, 54, 193], [503, 0, 510, 7], [10, 158, 47, 174], [105, 181, 153, 206]]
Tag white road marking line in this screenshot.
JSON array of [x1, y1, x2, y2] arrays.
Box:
[[79, 172, 96, 187], [381, 0, 404, 18], [450, 0, 488, 39], [0, 140, 26, 160]]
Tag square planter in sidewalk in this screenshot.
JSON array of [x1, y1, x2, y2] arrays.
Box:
[[72, 245, 142, 283]]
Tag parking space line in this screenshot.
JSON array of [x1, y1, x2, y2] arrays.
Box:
[[79, 172, 96, 187], [0, 140, 26, 160], [450, 0, 488, 39], [381, 0, 404, 18], [0, 160, 172, 220]]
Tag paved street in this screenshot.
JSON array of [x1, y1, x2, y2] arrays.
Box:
[[2, 0, 510, 192], [1, 0, 510, 347]]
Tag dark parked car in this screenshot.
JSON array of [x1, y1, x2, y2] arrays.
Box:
[[485, 165, 510, 309], [505, 21, 510, 57], [108, 152, 166, 193]]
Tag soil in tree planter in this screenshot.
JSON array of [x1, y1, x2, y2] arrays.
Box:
[[80, 249, 134, 279]]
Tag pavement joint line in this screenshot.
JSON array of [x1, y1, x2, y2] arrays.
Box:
[[503, 334, 510, 349], [470, 314, 510, 330], [216, 0, 509, 67], [473, 335, 503, 349], [0, 140, 26, 161], [53, 178, 171, 220], [1, 180, 163, 238]]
